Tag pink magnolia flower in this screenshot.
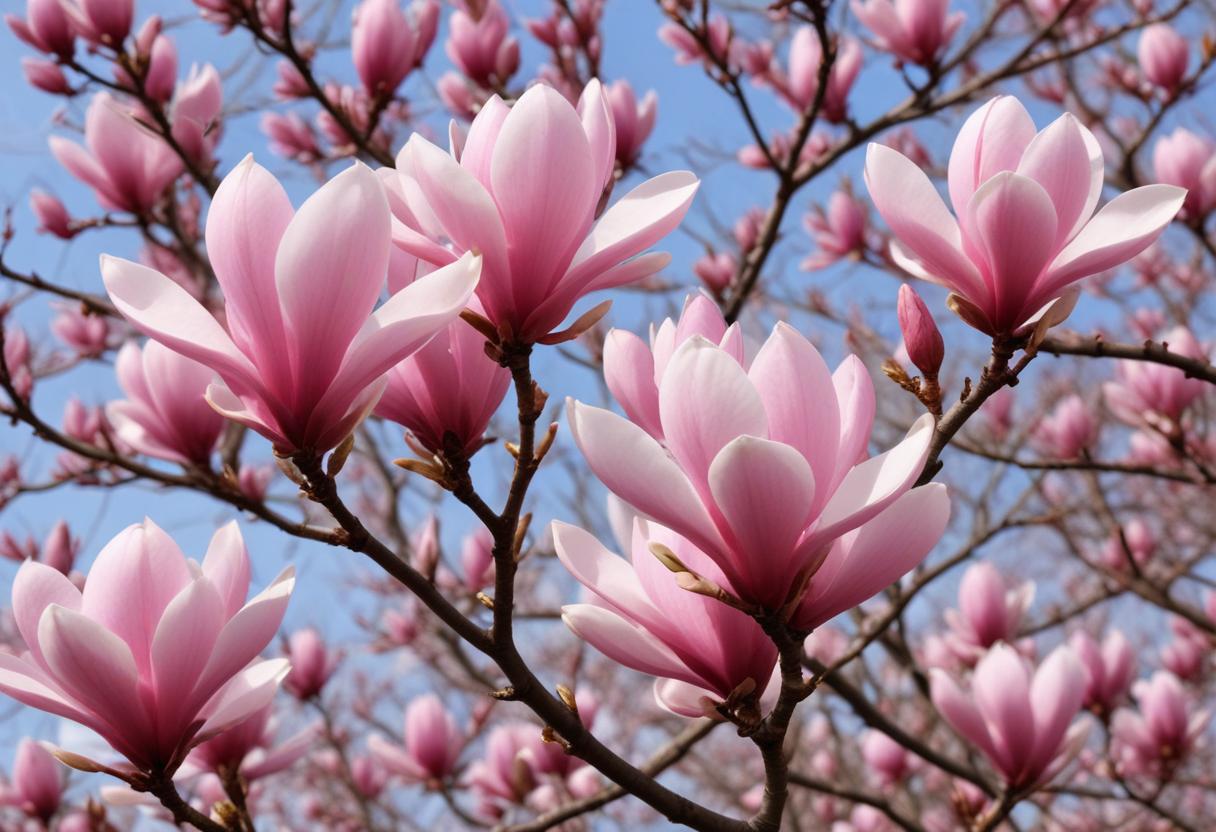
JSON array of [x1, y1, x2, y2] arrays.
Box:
[[572, 308, 946, 611], [261, 112, 321, 162], [692, 251, 736, 296], [1103, 326, 1207, 428], [30, 190, 74, 239], [778, 28, 862, 122], [1138, 24, 1189, 93], [61, 0, 132, 47], [459, 527, 495, 592], [465, 723, 537, 809], [1070, 630, 1135, 715], [866, 96, 1185, 336], [851, 0, 964, 66], [6, 0, 75, 58], [554, 519, 778, 717], [50, 92, 183, 214], [1153, 128, 1216, 219], [140, 35, 178, 103], [446, 0, 518, 88], [1034, 394, 1097, 459], [0, 519, 294, 774], [369, 694, 462, 783], [21, 57, 71, 94], [802, 189, 868, 270], [187, 701, 316, 783], [930, 644, 1091, 788], [282, 628, 340, 701], [897, 284, 944, 377], [50, 303, 108, 357], [861, 729, 911, 785], [943, 562, 1035, 664], [107, 340, 225, 467], [39, 520, 79, 576], [103, 157, 480, 455], [391, 81, 698, 343], [170, 64, 224, 164], [374, 308, 510, 456], [6, 739, 63, 821], [606, 79, 657, 167], [1112, 671, 1209, 776], [351, 0, 434, 97]]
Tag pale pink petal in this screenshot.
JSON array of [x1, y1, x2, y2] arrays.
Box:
[[659, 338, 767, 493], [654, 679, 718, 718], [205, 155, 293, 382], [200, 522, 252, 619], [947, 96, 1036, 214], [972, 644, 1035, 780], [1040, 185, 1186, 297], [603, 330, 662, 438], [12, 560, 81, 669], [930, 668, 1000, 763], [561, 604, 698, 685], [811, 414, 934, 546], [707, 436, 816, 604], [747, 323, 839, 504], [1016, 114, 1098, 249], [150, 578, 227, 740], [796, 484, 949, 630], [551, 521, 660, 626], [274, 162, 390, 408], [567, 399, 722, 555], [196, 659, 291, 744], [79, 519, 193, 674], [865, 144, 987, 301], [828, 355, 876, 495]]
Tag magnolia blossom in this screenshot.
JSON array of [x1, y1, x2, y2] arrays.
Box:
[[50, 303, 108, 357], [802, 190, 868, 270], [282, 628, 340, 701], [1138, 24, 1189, 93], [777, 28, 862, 121], [30, 190, 74, 238], [861, 730, 911, 785], [866, 96, 1185, 336], [931, 644, 1091, 788], [351, 0, 438, 97], [170, 64, 224, 164], [943, 562, 1035, 664], [6, 0, 75, 58], [61, 0, 132, 47], [1070, 630, 1136, 715], [1034, 394, 1098, 459], [374, 311, 510, 457], [186, 702, 316, 783], [606, 79, 657, 167], [4, 740, 62, 822], [1153, 128, 1216, 219], [1103, 326, 1207, 428], [391, 81, 698, 342], [446, 0, 518, 88], [103, 157, 481, 454], [1112, 671, 1210, 776], [50, 92, 183, 214], [554, 519, 778, 717], [0, 519, 294, 773], [851, 0, 964, 66], [107, 340, 226, 467], [369, 694, 462, 783], [573, 299, 948, 612]]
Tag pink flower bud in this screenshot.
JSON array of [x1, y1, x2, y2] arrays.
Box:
[[133, 14, 161, 55], [261, 112, 321, 162], [897, 284, 944, 377], [237, 464, 273, 502], [802, 189, 867, 270], [39, 520, 78, 576], [1139, 24, 1189, 93], [351, 0, 419, 97], [460, 527, 495, 592], [30, 190, 74, 238], [21, 57, 71, 94], [1153, 128, 1216, 219], [1034, 394, 1098, 460], [692, 250, 736, 296], [446, 0, 517, 87], [605, 79, 657, 167], [63, 0, 133, 48], [1070, 630, 1135, 714], [143, 35, 178, 104], [11, 739, 62, 821], [6, 0, 75, 57], [50, 303, 108, 357], [283, 628, 340, 701], [861, 729, 910, 785], [852, 0, 965, 66]]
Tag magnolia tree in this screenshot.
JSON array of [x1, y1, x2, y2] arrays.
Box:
[[1, 0, 1215, 829]]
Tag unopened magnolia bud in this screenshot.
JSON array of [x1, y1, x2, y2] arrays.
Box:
[[898, 284, 944, 377]]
